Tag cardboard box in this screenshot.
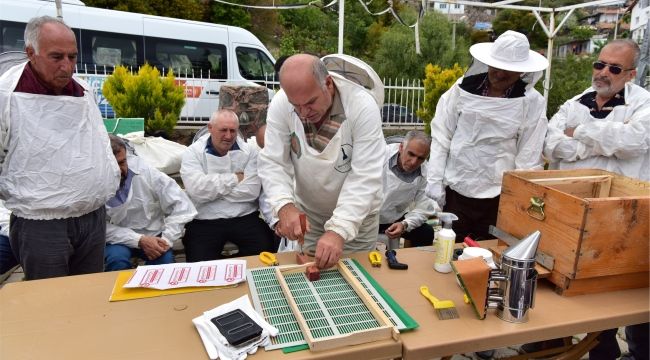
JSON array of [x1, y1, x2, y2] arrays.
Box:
[[497, 169, 650, 296]]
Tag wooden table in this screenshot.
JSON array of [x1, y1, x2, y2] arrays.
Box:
[[1, 247, 648, 360], [0, 251, 400, 360], [375, 246, 649, 360]]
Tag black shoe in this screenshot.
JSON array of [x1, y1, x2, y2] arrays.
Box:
[[475, 350, 495, 359], [520, 338, 566, 357], [520, 341, 544, 353]]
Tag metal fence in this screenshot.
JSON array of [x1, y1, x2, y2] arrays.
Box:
[[80, 64, 426, 129], [381, 78, 425, 129]]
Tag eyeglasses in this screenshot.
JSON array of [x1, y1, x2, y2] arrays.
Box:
[[592, 61, 634, 75]]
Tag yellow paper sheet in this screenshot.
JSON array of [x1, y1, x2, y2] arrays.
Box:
[[109, 270, 237, 302]]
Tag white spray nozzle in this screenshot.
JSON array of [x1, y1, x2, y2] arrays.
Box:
[[437, 212, 458, 229]]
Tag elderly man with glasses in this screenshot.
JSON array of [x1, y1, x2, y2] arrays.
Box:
[[543, 39, 649, 360], [544, 39, 650, 182]]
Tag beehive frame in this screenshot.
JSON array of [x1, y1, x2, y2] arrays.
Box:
[[274, 261, 399, 352]]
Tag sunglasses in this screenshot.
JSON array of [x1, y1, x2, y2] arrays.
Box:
[[592, 61, 634, 75]]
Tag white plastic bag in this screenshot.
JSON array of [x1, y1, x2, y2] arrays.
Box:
[[122, 132, 187, 174]]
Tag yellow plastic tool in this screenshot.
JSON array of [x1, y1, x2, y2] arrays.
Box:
[[369, 251, 382, 267], [419, 285, 459, 320], [259, 252, 279, 266]]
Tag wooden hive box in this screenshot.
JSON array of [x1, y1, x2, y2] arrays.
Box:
[[497, 169, 650, 296]]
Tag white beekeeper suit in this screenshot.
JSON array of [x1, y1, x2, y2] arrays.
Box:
[[106, 155, 197, 248], [182, 134, 261, 220], [258, 75, 385, 255], [380, 143, 437, 229], [426, 31, 549, 206], [544, 82, 650, 181], [0, 62, 119, 219]]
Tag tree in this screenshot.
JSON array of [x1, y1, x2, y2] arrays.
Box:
[[102, 65, 186, 134], [205, 0, 252, 30], [372, 10, 470, 80], [418, 63, 465, 134], [84, 0, 204, 21], [570, 26, 596, 41], [344, 0, 400, 59], [492, 9, 547, 49], [278, 7, 339, 56], [470, 30, 491, 44]]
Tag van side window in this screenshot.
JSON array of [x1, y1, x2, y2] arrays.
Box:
[[145, 37, 227, 79], [79, 29, 142, 71], [236, 47, 275, 81], [0, 21, 25, 52], [92, 36, 137, 67]]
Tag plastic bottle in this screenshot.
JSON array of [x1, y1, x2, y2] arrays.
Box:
[[434, 212, 458, 273]]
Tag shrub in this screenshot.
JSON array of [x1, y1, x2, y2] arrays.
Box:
[[417, 63, 465, 135], [102, 64, 185, 134]]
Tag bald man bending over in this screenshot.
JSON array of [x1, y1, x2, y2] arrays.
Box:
[[257, 54, 385, 269]]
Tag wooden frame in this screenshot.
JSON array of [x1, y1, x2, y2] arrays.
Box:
[[274, 262, 399, 352], [529, 175, 613, 199]]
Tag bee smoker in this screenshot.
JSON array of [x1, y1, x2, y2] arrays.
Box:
[[487, 231, 541, 323]]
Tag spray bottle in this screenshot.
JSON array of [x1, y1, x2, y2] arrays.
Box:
[[434, 212, 458, 273]]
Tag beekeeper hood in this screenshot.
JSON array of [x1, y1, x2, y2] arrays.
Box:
[[465, 30, 549, 90], [321, 54, 384, 107]]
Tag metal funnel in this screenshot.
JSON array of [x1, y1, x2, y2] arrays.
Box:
[[503, 230, 541, 261]]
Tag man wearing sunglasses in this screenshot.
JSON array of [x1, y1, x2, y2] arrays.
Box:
[[544, 39, 650, 182], [544, 39, 649, 360]]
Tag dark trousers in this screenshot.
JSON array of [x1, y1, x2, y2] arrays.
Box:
[[104, 243, 175, 271], [378, 221, 435, 247], [443, 187, 500, 243], [0, 232, 18, 274], [590, 324, 649, 360], [9, 207, 106, 280], [183, 211, 274, 262]]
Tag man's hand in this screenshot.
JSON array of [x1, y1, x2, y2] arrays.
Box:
[[564, 127, 576, 137], [314, 231, 344, 269], [235, 172, 245, 182], [277, 203, 309, 240], [139, 235, 170, 260], [385, 222, 405, 239]]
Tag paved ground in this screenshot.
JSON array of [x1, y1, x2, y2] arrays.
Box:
[[0, 263, 630, 359]]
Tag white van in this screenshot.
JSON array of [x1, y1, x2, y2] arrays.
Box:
[[0, 0, 276, 125]]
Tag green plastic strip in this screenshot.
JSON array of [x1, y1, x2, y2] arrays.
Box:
[[350, 258, 419, 331], [282, 344, 309, 353]]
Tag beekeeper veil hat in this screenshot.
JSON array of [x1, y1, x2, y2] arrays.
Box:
[[466, 30, 549, 89], [321, 54, 384, 107]]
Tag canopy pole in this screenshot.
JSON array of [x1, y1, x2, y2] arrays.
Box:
[[338, 0, 344, 53], [55, 0, 63, 19], [543, 11, 555, 111]]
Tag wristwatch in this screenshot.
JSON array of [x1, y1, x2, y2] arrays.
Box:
[[401, 220, 409, 232]]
